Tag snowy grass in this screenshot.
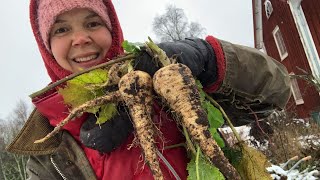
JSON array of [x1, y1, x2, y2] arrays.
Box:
[[219, 110, 320, 180]]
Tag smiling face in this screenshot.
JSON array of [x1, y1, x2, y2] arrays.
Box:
[[49, 8, 112, 73]]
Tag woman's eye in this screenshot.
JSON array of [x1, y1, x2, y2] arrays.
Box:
[[54, 27, 69, 35], [87, 21, 102, 28]]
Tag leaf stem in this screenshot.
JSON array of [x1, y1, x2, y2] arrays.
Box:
[[145, 37, 172, 67], [196, 146, 200, 180], [182, 125, 197, 155], [29, 53, 137, 99], [163, 143, 186, 150]]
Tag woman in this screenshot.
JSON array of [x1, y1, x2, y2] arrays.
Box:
[[7, 0, 291, 179]]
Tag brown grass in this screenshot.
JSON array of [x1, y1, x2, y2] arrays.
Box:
[[261, 110, 320, 169]]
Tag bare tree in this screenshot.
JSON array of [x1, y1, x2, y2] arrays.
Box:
[[152, 4, 206, 42], [0, 100, 31, 180], [0, 121, 7, 180]]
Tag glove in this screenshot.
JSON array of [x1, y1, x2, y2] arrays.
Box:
[[134, 38, 217, 87], [80, 105, 133, 153]]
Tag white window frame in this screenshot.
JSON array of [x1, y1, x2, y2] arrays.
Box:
[[290, 72, 304, 105], [273, 26, 288, 61], [264, 0, 273, 19]]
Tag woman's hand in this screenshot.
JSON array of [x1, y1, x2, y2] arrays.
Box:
[[134, 38, 218, 87]]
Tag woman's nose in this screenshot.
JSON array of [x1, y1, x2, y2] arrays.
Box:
[[72, 30, 92, 47]]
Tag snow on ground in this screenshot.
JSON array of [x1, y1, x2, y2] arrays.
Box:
[[298, 135, 320, 148], [267, 164, 319, 180], [219, 125, 268, 150], [219, 124, 319, 150], [219, 125, 252, 146]]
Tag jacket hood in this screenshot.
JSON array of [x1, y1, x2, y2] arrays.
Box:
[[30, 0, 124, 82]]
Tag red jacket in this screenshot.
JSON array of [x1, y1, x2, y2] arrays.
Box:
[[33, 91, 189, 179]]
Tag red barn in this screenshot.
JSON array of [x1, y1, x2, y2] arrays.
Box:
[[252, 0, 320, 121]]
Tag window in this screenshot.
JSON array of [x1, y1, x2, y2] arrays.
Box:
[[290, 73, 304, 105], [273, 26, 288, 60], [264, 0, 273, 19]]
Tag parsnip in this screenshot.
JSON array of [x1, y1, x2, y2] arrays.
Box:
[[119, 70, 163, 180], [153, 63, 240, 180]]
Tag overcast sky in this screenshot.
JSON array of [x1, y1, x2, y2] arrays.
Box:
[[0, 0, 254, 119]]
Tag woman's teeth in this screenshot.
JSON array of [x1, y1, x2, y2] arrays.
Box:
[[74, 54, 98, 62]]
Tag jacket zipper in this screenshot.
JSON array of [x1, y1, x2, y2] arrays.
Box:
[[50, 155, 68, 180]]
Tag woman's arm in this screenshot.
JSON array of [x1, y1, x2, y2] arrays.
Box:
[[205, 37, 291, 125]]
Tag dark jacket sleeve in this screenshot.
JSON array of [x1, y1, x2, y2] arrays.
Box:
[[24, 132, 97, 180], [26, 155, 57, 180], [205, 36, 291, 125]]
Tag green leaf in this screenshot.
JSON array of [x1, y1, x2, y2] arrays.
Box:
[[195, 80, 203, 89], [58, 69, 108, 108], [204, 101, 225, 147], [58, 68, 117, 125], [222, 147, 242, 166], [196, 80, 225, 148], [58, 82, 99, 108], [69, 69, 109, 86], [204, 101, 224, 128], [187, 152, 225, 180], [96, 103, 118, 125], [86, 106, 101, 115], [196, 80, 205, 103], [122, 40, 141, 54], [211, 130, 225, 148]]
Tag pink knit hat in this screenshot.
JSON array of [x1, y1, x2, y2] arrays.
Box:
[[37, 0, 112, 51]]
